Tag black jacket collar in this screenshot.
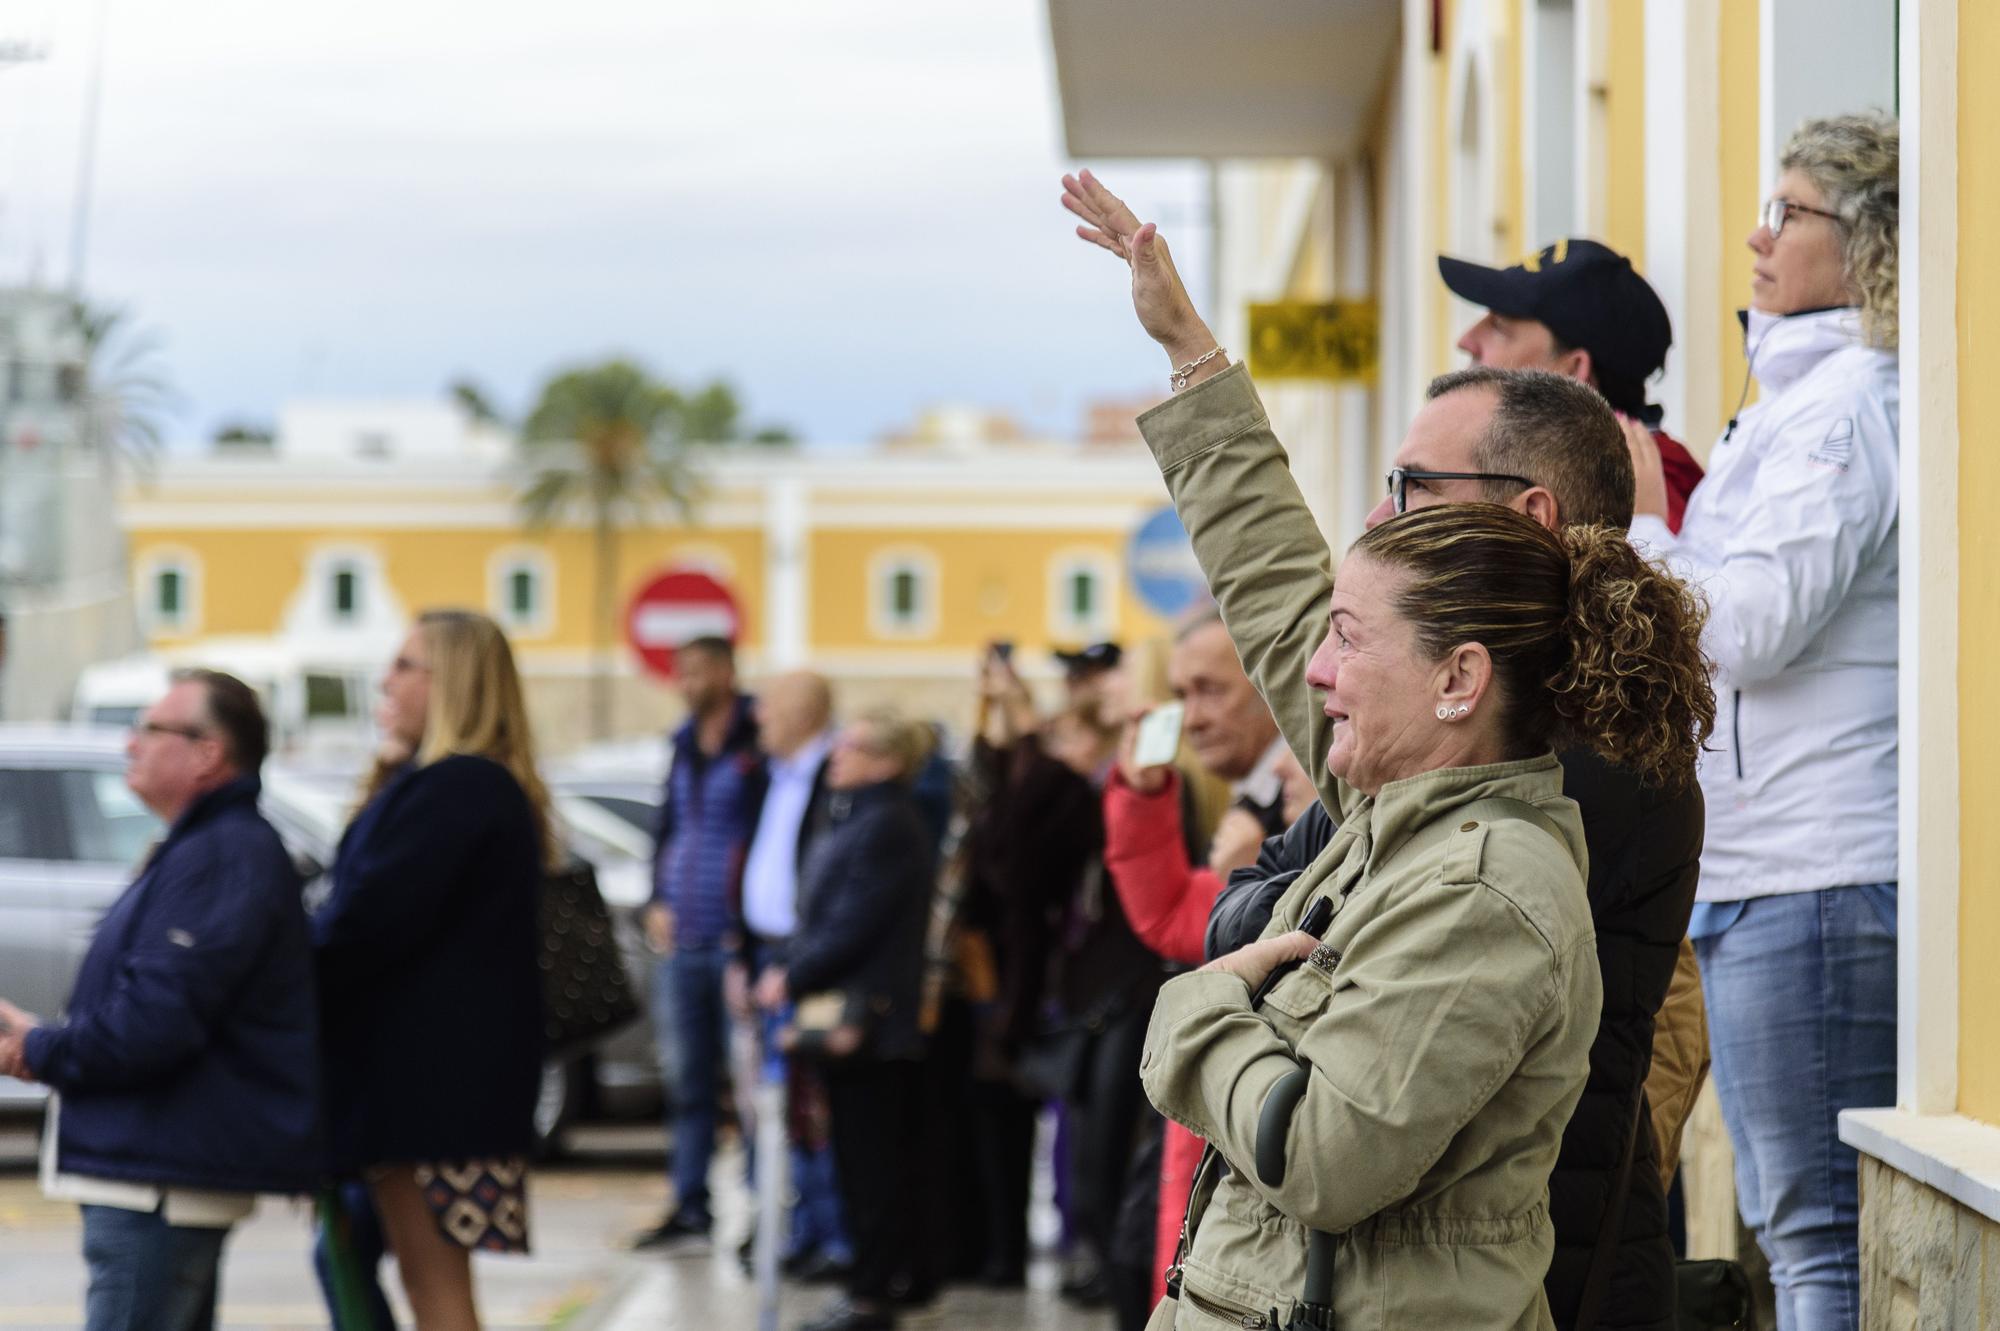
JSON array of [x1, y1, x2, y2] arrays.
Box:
[[164, 773, 261, 843]]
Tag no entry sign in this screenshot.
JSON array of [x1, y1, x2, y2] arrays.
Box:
[[625, 568, 740, 679]]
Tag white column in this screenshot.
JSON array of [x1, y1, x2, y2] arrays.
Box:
[[763, 476, 808, 670], [1522, 0, 1578, 245], [1760, 0, 1898, 187], [1397, 0, 1435, 412], [1334, 158, 1377, 551], [1896, 0, 1959, 1116], [1571, 0, 1609, 239], [1643, 0, 1723, 449]]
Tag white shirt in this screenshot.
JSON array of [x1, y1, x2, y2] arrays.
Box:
[[40, 1094, 255, 1228], [1631, 307, 1899, 900], [1234, 736, 1291, 811], [741, 731, 835, 940]]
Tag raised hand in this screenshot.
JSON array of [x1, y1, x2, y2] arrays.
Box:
[[1114, 706, 1171, 797], [1061, 169, 1220, 369], [1618, 413, 1670, 521]]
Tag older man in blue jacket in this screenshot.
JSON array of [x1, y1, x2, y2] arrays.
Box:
[[0, 669, 319, 1331]]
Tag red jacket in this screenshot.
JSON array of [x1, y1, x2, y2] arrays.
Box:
[[1101, 768, 1219, 1301], [1656, 428, 1703, 533], [1102, 769, 1218, 966]]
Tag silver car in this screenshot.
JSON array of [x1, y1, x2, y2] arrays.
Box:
[[0, 727, 666, 1150]]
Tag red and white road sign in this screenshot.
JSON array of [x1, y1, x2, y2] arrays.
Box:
[[625, 568, 740, 679]]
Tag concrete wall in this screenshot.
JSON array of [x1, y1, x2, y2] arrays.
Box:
[[1858, 1155, 2000, 1328]]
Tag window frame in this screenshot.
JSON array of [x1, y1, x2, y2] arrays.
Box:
[[487, 546, 556, 638], [1046, 548, 1120, 642], [867, 546, 939, 641], [135, 547, 203, 636]]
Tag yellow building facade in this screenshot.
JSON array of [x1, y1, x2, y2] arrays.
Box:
[[1051, 0, 1997, 1319], [121, 441, 1182, 745]]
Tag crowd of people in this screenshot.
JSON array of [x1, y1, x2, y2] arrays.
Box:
[[0, 107, 1900, 1331]]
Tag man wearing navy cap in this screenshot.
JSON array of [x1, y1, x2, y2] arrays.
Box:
[[1054, 641, 1125, 725], [1443, 239, 1704, 531]]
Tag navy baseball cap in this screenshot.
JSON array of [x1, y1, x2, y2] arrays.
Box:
[[1054, 642, 1123, 677], [1438, 239, 1673, 388]]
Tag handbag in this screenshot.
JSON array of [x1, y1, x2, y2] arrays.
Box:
[[1676, 1259, 1756, 1330], [782, 990, 868, 1059], [538, 858, 640, 1057]]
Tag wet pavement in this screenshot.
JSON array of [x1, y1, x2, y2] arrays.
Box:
[[0, 1121, 1118, 1331]]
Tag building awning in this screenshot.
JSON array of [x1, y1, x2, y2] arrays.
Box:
[[1046, 0, 1401, 159]]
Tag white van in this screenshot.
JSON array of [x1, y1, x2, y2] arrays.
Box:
[[72, 640, 376, 761]]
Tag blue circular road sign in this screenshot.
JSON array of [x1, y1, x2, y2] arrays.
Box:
[[1127, 505, 1207, 619]]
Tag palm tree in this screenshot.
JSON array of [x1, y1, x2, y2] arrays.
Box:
[[72, 301, 178, 479], [519, 360, 700, 740]]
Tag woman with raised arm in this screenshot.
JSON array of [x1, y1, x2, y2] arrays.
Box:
[[1059, 174, 1715, 1328]]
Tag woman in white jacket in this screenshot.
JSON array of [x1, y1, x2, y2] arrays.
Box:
[[1627, 113, 1898, 1331]]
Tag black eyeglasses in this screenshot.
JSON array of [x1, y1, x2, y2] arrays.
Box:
[[132, 721, 210, 742], [1761, 197, 1843, 240], [1385, 467, 1535, 515]]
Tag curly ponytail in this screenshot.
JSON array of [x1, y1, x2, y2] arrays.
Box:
[[1352, 505, 1715, 790], [1547, 526, 1716, 790]]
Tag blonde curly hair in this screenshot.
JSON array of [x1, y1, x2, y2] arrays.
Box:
[[1352, 505, 1716, 791], [1781, 112, 1900, 349]]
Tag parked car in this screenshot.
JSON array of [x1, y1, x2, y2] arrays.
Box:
[[547, 736, 670, 837], [0, 727, 666, 1151]]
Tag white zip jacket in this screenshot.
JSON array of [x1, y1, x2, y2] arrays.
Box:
[[1632, 307, 1898, 901]]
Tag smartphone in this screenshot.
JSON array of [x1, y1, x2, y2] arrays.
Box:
[[1132, 701, 1185, 769]]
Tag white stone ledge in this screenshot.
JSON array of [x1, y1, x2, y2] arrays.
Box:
[[1839, 1107, 2000, 1222]]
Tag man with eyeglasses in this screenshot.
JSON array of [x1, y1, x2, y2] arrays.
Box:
[[1443, 238, 1704, 532], [0, 669, 319, 1331]]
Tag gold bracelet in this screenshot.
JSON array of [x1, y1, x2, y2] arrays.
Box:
[[1171, 346, 1225, 392]]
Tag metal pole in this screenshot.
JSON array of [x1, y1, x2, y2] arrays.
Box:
[[753, 1037, 789, 1331], [68, 0, 111, 295]]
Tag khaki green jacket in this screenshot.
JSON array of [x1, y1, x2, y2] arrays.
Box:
[[1135, 364, 1602, 1330]]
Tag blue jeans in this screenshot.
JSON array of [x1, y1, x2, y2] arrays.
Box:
[[658, 944, 730, 1225], [1692, 884, 1897, 1331], [789, 1141, 853, 1263], [80, 1204, 229, 1331]]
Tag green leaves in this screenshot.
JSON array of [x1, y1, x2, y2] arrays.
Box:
[[517, 359, 703, 530], [71, 299, 181, 475]]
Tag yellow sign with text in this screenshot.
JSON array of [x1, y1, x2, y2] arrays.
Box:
[[1247, 301, 1380, 382]]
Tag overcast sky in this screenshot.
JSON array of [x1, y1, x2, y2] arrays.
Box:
[[0, 0, 1209, 447]]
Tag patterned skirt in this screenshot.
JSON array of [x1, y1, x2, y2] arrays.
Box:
[[412, 1157, 532, 1253]]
